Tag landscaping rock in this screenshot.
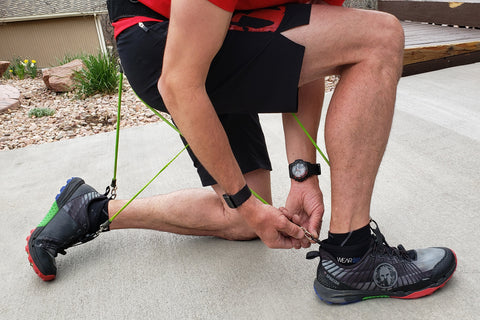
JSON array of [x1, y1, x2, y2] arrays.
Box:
[[0, 61, 10, 76], [42, 59, 85, 92], [0, 85, 21, 113]]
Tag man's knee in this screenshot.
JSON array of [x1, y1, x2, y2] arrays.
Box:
[[373, 12, 405, 72]]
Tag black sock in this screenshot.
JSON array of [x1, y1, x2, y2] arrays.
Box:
[[87, 198, 110, 233], [323, 224, 371, 265]]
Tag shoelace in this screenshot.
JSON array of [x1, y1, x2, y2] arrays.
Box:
[[370, 219, 413, 261], [47, 234, 98, 257]]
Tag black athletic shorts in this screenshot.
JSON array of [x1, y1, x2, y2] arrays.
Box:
[[116, 3, 311, 186]]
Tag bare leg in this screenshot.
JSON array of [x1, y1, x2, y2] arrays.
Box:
[[282, 6, 404, 233], [108, 169, 271, 240]]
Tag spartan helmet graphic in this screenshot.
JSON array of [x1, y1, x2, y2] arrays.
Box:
[[374, 263, 398, 289]]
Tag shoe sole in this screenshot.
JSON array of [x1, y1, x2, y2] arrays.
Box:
[[313, 250, 457, 304], [25, 177, 85, 281]]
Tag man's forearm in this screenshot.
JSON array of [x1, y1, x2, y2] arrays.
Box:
[[159, 0, 245, 195], [283, 81, 324, 165], [165, 85, 246, 195], [283, 113, 318, 164]]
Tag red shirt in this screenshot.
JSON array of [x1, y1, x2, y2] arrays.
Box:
[[113, 0, 345, 38], [139, 0, 310, 18]]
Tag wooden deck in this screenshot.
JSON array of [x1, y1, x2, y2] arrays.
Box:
[[403, 21, 480, 65], [379, 0, 480, 75]]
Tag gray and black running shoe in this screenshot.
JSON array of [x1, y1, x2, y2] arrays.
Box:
[[26, 177, 107, 281], [307, 220, 457, 304]]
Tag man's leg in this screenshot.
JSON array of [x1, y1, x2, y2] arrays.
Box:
[[26, 169, 268, 280], [283, 5, 456, 304], [282, 6, 405, 233], [108, 169, 271, 240]]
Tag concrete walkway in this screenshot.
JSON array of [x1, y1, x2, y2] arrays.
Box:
[[1, 63, 479, 319]]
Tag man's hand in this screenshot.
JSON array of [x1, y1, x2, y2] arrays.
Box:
[[238, 196, 305, 249], [285, 177, 324, 248]]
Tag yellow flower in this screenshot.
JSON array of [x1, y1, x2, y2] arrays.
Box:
[[24, 59, 29, 63], [9, 69, 13, 73], [32, 60, 36, 64]]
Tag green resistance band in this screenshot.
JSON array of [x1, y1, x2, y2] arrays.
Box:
[[100, 145, 188, 231], [291, 114, 330, 167]]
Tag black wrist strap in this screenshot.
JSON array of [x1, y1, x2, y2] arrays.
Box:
[[222, 184, 252, 209], [308, 162, 321, 175]]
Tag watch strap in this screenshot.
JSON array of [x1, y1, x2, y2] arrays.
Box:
[[222, 184, 252, 209], [308, 162, 321, 176]]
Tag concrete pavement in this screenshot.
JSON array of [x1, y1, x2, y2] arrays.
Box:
[[1, 63, 479, 319]]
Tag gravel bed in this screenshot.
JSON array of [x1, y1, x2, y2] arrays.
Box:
[[0, 76, 338, 151]]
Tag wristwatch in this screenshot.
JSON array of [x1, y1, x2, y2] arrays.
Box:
[[289, 159, 321, 182], [222, 184, 252, 209]]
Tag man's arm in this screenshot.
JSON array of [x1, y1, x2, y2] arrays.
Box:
[[158, 0, 304, 248], [159, 0, 241, 194], [282, 80, 326, 243]]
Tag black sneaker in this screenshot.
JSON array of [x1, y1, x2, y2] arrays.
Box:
[[307, 220, 457, 304], [25, 177, 108, 281]]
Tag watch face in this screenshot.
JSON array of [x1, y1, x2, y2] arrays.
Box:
[[292, 162, 307, 178]]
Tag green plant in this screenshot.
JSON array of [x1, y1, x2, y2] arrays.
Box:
[[17, 59, 26, 80], [27, 60, 38, 78], [28, 108, 55, 118], [74, 53, 118, 98], [3, 58, 38, 79]]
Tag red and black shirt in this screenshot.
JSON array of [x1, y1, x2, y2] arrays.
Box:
[[113, 0, 345, 38]]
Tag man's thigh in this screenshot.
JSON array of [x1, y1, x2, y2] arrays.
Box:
[[281, 5, 404, 85]]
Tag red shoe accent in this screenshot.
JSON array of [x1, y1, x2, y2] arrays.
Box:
[[394, 250, 457, 300], [25, 229, 56, 281]]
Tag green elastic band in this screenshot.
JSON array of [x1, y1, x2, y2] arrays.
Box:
[[109, 145, 188, 223], [134, 92, 182, 136], [112, 71, 123, 181], [292, 113, 330, 167], [250, 188, 269, 205]]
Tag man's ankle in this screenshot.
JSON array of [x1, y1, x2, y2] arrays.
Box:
[[323, 223, 371, 265]]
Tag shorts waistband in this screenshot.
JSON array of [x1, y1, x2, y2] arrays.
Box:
[[107, 0, 167, 23]]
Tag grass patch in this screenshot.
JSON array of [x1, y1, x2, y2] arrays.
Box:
[[74, 53, 118, 98], [28, 108, 55, 118]]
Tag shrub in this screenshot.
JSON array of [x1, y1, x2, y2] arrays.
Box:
[[74, 53, 118, 98], [28, 108, 55, 118]]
